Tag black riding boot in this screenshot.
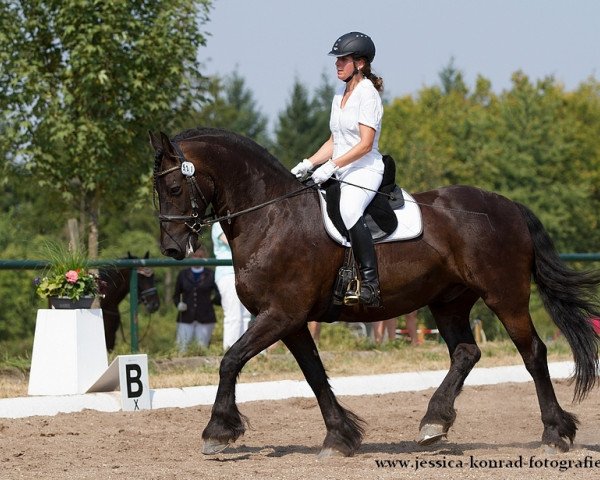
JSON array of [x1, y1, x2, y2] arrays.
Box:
[[345, 217, 381, 307]]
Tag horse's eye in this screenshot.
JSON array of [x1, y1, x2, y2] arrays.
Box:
[[170, 184, 182, 196]]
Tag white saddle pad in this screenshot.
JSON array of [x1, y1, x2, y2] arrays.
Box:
[[319, 189, 423, 247]]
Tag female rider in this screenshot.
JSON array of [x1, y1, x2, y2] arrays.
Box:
[[291, 31, 384, 307]]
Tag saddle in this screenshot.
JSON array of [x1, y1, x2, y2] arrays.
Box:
[[317, 155, 423, 246], [315, 155, 423, 308]]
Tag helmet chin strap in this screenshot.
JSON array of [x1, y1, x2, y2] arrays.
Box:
[[343, 69, 358, 83], [343, 60, 362, 83]]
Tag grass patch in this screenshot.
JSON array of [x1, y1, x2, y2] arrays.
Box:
[[0, 335, 575, 398]]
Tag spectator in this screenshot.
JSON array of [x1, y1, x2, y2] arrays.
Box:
[[309, 322, 321, 343], [373, 318, 397, 344], [173, 246, 218, 352], [212, 222, 252, 351], [405, 310, 421, 346]]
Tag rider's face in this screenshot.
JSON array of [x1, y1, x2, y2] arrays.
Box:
[[335, 55, 355, 81]]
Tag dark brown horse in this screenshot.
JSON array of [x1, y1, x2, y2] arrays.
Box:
[[100, 252, 160, 351], [149, 127, 600, 457]]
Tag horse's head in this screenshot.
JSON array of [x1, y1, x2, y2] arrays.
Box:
[[149, 131, 213, 259], [129, 251, 160, 313]]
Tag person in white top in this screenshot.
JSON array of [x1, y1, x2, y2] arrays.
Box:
[[291, 31, 384, 307], [211, 222, 252, 350]]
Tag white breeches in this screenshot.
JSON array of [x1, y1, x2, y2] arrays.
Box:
[[217, 274, 252, 350], [176, 321, 215, 351], [338, 167, 383, 229]]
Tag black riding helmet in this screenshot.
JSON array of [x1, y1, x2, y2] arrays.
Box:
[[328, 32, 376, 63]]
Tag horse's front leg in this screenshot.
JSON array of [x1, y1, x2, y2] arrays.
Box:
[[201, 308, 298, 454], [282, 325, 365, 457]]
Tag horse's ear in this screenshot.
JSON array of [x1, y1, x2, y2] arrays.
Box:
[[144, 251, 150, 259], [128, 251, 133, 258], [148, 130, 161, 152], [159, 131, 176, 156]]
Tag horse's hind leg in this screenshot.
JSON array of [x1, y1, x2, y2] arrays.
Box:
[[282, 325, 365, 457], [493, 306, 578, 452], [418, 293, 481, 445]]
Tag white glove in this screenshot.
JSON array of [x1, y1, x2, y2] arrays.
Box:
[[177, 301, 188, 312], [311, 159, 339, 184], [290, 159, 313, 178]]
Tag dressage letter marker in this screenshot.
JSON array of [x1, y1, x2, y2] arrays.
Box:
[[120, 357, 150, 411], [87, 354, 151, 411]]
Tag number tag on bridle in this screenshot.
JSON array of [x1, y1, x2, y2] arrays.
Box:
[[181, 162, 195, 176]]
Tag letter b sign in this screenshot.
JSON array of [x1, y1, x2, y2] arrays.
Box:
[[119, 355, 150, 411], [126, 364, 143, 398]]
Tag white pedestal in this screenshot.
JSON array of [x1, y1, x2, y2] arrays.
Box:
[[28, 309, 108, 396]]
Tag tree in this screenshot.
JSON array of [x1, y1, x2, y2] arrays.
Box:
[[179, 71, 271, 147], [0, 0, 212, 257], [438, 57, 468, 96], [381, 63, 600, 252], [273, 75, 334, 168]]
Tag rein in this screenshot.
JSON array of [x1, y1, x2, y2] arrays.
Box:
[[197, 184, 315, 227], [155, 141, 316, 232]]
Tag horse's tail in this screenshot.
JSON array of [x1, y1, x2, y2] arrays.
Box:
[[516, 202, 600, 401]]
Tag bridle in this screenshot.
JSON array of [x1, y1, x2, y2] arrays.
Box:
[[100, 266, 158, 316], [153, 138, 315, 234], [154, 141, 214, 234], [137, 267, 158, 306]]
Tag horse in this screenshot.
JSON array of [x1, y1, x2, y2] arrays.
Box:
[[149, 127, 600, 457], [100, 252, 160, 351]]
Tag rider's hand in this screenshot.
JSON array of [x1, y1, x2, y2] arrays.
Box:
[[311, 159, 339, 184], [290, 159, 313, 178], [177, 301, 188, 312]]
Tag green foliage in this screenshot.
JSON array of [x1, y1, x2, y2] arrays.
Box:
[[0, 243, 44, 342], [273, 74, 335, 168], [179, 71, 271, 147], [34, 240, 99, 300], [380, 65, 600, 252], [0, 0, 212, 251]]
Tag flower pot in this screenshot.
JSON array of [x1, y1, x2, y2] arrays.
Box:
[[49, 296, 94, 309]]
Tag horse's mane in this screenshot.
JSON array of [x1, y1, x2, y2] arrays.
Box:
[[172, 127, 286, 173]]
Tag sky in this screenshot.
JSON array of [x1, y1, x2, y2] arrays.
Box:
[[200, 0, 599, 129]]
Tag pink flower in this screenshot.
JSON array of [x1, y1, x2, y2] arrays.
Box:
[[65, 270, 79, 283]]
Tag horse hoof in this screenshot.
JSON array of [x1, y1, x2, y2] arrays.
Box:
[[543, 442, 568, 454], [202, 439, 230, 455], [318, 448, 347, 459], [417, 424, 447, 446]]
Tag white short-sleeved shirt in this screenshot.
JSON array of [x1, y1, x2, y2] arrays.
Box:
[[330, 78, 384, 174]]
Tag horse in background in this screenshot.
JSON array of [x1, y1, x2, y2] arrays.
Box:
[[100, 252, 160, 351]]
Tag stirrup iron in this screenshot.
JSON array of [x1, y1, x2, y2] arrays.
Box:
[[343, 278, 361, 305]]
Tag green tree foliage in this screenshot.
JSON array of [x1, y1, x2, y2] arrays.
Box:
[[273, 75, 334, 168], [380, 64, 600, 252], [0, 0, 212, 256], [179, 71, 271, 147]]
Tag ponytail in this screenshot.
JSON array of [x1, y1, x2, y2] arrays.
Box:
[[361, 63, 383, 92]]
